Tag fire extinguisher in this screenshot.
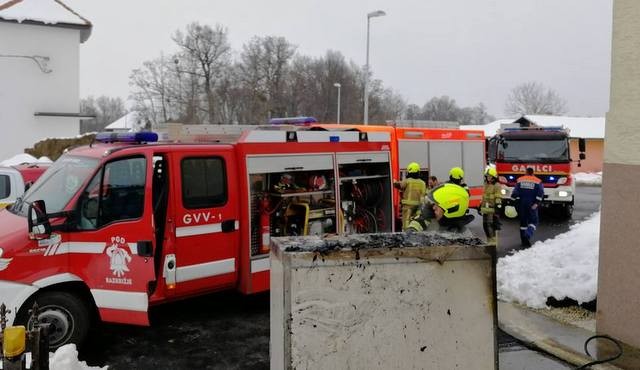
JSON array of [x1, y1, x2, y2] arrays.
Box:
[[259, 195, 271, 254]]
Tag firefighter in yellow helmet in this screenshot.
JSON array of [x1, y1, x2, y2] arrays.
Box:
[[427, 182, 474, 232], [480, 167, 502, 246], [448, 166, 470, 194], [394, 162, 427, 231]]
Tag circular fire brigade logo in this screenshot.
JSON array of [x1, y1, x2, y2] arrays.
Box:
[[106, 236, 132, 278]]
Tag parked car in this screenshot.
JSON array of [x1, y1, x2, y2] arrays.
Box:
[[0, 163, 50, 208]]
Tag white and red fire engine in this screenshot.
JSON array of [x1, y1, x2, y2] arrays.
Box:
[[0, 127, 394, 348], [487, 125, 586, 217]]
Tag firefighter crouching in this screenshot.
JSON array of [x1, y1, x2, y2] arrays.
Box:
[[394, 162, 427, 231], [407, 182, 473, 233], [480, 167, 502, 246], [447, 167, 470, 194]]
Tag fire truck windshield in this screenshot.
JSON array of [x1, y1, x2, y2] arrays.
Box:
[[11, 155, 99, 216], [498, 139, 569, 163]]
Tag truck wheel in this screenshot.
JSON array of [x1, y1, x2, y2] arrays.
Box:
[[563, 204, 574, 219], [16, 291, 91, 349]]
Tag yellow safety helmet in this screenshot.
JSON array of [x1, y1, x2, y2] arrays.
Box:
[[504, 205, 518, 219], [449, 167, 464, 180], [427, 183, 469, 218], [407, 162, 421, 173], [485, 167, 498, 178]]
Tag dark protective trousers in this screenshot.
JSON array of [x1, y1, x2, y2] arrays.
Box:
[[517, 204, 539, 246]]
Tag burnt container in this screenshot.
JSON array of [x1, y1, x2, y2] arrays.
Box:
[[270, 232, 497, 370]]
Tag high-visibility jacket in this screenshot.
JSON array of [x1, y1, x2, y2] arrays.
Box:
[[481, 183, 502, 214], [511, 175, 543, 207], [399, 178, 427, 206], [428, 183, 469, 218]]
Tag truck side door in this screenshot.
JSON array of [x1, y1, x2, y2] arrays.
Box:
[[169, 149, 239, 296], [73, 153, 156, 326]]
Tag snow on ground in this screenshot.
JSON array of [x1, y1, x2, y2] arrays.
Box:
[[497, 211, 600, 309], [574, 172, 602, 186], [49, 344, 107, 370]]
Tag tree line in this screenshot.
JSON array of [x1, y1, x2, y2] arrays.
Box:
[[81, 21, 569, 130]]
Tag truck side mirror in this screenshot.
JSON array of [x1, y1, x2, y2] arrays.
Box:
[[28, 200, 51, 240], [579, 153, 586, 160], [578, 138, 586, 153]]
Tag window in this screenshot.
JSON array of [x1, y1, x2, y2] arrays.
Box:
[[181, 157, 227, 209], [77, 156, 146, 230], [0, 175, 10, 199]]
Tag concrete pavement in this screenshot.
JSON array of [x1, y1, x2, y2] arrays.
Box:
[[499, 301, 640, 369]]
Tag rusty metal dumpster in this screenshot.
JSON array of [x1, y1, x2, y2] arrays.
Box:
[[270, 232, 497, 370]]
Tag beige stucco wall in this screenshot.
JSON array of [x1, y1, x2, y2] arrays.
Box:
[[570, 138, 603, 173], [597, 0, 640, 348]]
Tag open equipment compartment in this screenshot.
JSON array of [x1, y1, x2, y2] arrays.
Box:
[[247, 153, 338, 258], [337, 151, 393, 234]]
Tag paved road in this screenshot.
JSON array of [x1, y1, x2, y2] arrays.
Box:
[[80, 185, 601, 369], [468, 185, 602, 257]]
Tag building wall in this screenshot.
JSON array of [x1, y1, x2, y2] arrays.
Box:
[[0, 22, 81, 161], [597, 0, 640, 348], [569, 138, 603, 173]]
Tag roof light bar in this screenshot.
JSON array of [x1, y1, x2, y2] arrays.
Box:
[[95, 131, 158, 143], [269, 116, 318, 125]]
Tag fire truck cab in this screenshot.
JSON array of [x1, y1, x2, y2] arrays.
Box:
[[0, 128, 393, 348], [487, 125, 586, 218]]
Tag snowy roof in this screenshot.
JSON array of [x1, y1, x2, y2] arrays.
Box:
[[0, 0, 91, 41], [105, 111, 144, 131], [466, 115, 605, 139], [0, 153, 51, 166]]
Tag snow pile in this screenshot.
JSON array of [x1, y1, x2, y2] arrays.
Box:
[[0, 153, 53, 166], [497, 211, 600, 308], [0, 153, 38, 166], [0, 0, 88, 26], [574, 172, 602, 186], [49, 344, 107, 370]]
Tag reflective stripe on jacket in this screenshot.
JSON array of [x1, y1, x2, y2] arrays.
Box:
[[511, 175, 544, 206]]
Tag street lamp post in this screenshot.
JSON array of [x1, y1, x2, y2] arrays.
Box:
[[364, 9, 386, 125], [333, 82, 341, 124]]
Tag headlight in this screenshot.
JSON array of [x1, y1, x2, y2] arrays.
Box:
[[501, 189, 507, 195], [557, 177, 568, 185], [558, 191, 569, 197]]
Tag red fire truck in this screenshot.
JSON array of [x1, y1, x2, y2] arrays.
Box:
[[312, 124, 486, 209], [487, 125, 586, 217], [0, 128, 394, 348]]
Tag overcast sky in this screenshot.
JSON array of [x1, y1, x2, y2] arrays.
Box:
[[65, 0, 613, 118]]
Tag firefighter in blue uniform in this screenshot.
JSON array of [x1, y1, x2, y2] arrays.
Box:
[[511, 167, 544, 246]]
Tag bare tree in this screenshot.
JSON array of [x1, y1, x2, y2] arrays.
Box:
[[173, 22, 231, 124], [504, 81, 568, 116], [239, 36, 296, 122], [129, 55, 176, 125], [80, 95, 126, 133], [421, 96, 460, 122]]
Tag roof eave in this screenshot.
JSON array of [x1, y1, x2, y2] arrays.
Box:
[[0, 17, 92, 41]]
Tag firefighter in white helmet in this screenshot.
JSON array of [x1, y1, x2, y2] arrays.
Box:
[[394, 162, 427, 231]]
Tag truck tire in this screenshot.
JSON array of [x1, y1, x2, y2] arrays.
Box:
[[16, 291, 91, 349], [563, 203, 574, 219]]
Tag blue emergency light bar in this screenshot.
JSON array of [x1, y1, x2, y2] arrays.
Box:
[[95, 131, 158, 143], [269, 116, 318, 125]]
